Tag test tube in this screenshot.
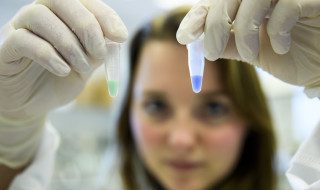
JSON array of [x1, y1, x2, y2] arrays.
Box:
[[187, 35, 205, 93], [105, 39, 120, 98]]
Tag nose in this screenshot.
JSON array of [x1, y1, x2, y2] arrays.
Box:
[[168, 121, 197, 153]]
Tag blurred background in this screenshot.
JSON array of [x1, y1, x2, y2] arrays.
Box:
[[1, 0, 320, 189]]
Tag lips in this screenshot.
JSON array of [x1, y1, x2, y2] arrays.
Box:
[[167, 160, 203, 171]]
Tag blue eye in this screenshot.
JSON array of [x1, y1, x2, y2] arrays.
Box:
[[143, 100, 167, 115], [204, 102, 228, 117]]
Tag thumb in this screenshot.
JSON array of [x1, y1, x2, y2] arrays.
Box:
[[176, 0, 210, 45]]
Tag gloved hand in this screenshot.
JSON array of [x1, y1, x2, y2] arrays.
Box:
[[0, 0, 128, 169], [176, 0, 320, 98]]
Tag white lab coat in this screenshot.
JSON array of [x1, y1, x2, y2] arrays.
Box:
[[286, 122, 320, 190], [9, 123, 59, 190], [8, 122, 320, 190]]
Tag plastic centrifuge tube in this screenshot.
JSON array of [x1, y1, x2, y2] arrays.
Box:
[[105, 39, 120, 98], [187, 35, 205, 93]]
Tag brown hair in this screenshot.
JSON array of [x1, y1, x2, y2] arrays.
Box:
[[117, 6, 276, 190]]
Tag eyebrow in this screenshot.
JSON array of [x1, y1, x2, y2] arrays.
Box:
[[141, 90, 227, 99], [198, 90, 228, 99], [141, 91, 167, 99]]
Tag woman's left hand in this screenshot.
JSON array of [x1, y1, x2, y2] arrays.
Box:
[[177, 0, 320, 98]]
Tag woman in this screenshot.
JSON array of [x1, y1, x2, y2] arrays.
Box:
[[102, 7, 276, 190]]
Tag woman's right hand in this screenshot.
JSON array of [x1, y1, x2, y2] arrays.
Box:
[[0, 0, 128, 119], [0, 0, 128, 171]]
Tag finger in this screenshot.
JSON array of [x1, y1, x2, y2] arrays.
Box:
[[79, 0, 128, 42], [176, 0, 210, 45], [220, 31, 242, 61], [267, 0, 300, 54], [299, 0, 320, 18], [14, 4, 91, 73], [204, 0, 240, 61], [234, 0, 272, 61], [0, 29, 70, 77], [35, 0, 108, 59]]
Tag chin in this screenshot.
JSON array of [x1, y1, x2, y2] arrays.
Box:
[[163, 179, 206, 190]]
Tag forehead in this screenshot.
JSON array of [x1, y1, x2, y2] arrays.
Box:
[[133, 41, 223, 97]]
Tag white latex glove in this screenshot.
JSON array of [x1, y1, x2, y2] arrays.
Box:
[[176, 0, 320, 98], [0, 0, 128, 168]]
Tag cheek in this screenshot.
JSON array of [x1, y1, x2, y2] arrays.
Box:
[[202, 122, 247, 151], [130, 112, 166, 148]]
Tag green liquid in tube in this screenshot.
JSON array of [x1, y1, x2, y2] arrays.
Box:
[[108, 80, 119, 97]]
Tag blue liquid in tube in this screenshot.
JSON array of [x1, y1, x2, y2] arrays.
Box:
[[191, 75, 203, 93]]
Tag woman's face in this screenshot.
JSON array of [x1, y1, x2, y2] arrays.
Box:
[[130, 41, 248, 190]]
